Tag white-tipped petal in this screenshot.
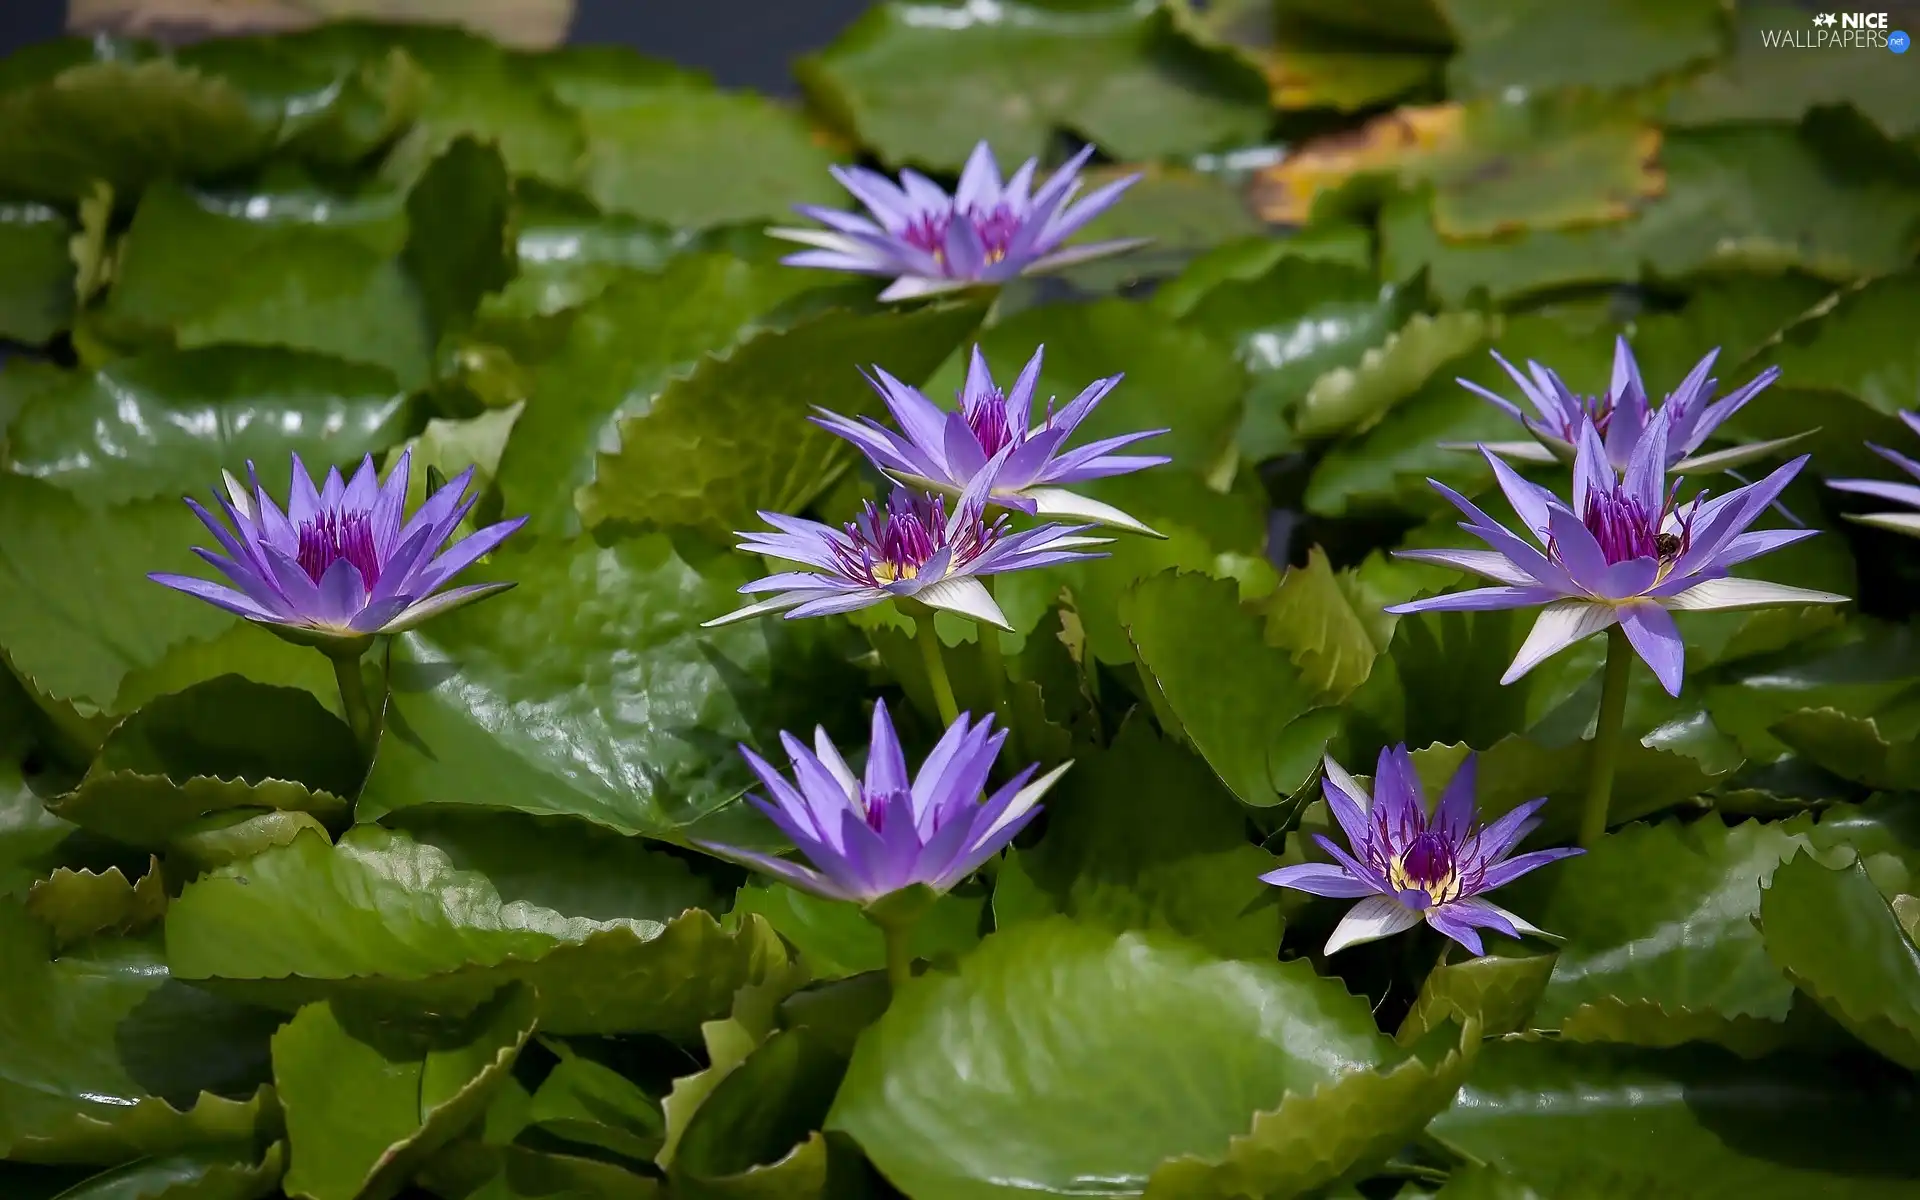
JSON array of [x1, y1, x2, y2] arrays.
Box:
[[767, 227, 867, 252], [1671, 429, 1821, 474], [1022, 486, 1163, 537], [878, 275, 974, 303], [915, 576, 1011, 629], [982, 760, 1073, 840], [1324, 895, 1423, 955], [701, 594, 809, 628], [1660, 578, 1849, 611], [1461, 439, 1560, 463], [1320, 753, 1371, 812], [1845, 512, 1920, 539], [1455, 896, 1559, 942], [1502, 600, 1618, 684], [222, 469, 253, 519]]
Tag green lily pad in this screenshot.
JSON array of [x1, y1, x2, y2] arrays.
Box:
[[1703, 619, 1920, 764], [731, 882, 983, 981], [1151, 227, 1373, 320], [1769, 708, 1920, 791], [657, 967, 801, 1171], [25, 856, 165, 950], [1760, 852, 1920, 1068], [1050, 164, 1264, 293], [1668, 6, 1920, 140], [50, 676, 355, 849], [1295, 311, 1493, 441], [0, 901, 279, 1165], [577, 300, 986, 538], [275, 985, 536, 1200], [0, 477, 241, 714], [480, 182, 682, 324], [828, 918, 1468, 1200], [1437, 0, 1723, 95], [101, 182, 433, 388], [1513, 816, 1826, 1053], [453, 1145, 663, 1199], [165, 825, 789, 1036], [1429, 1037, 1920, 1198], [796, 0, 1269, 170], [525, 1040, 666, 1163], [671, 1029, 847, 1199], [1383, 127, 1920, 304], [1398, 953, 1555, 1045], [1745, 266, 1920, 419], [3, 346, 410, 509], [493, 255, 822, 536], [0, 202, 74, 344], [1004, 717, 1283, 959], [35, 1143, 285, 1200], [1169, 0, 1442, 112], [0, 53, 269, 202], [168, 811, 329, 877], [356, 530, 866, 841], [110, 622, 337, 721], [403, 135, 514, 346], [1124, 571, 1330, 806]]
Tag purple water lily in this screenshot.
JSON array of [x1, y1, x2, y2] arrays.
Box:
[[1462, 337, 1804, 475], [703, 457, 1107, 631], [1387, 411, 1845, 696], [1263, 746, 1580, 956], [812, 344, 1169, 535], [1828, 410, 1920, 539], [150, 451, 526, 651], [697, 700, 1068, 905], [769, 141, 1146, 302]]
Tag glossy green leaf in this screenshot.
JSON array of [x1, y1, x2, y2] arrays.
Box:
[[1004, 717, 1283, 959], [356, 531, 865, 841], [51, 676, 355, 849], [1262, 548, 1410, 706], [1668, 6, 1920, 139], [0, 477, 240, 713], [1769, 708, 1920, 791], [526, 1042, 666, 1163], [1398, 953, 1555, 1045], [25, 856, 165, 949], [168, 811, 329, 877], [3, 347, 410, 509], [1170, 0, 1441, 112], [829, 918, 1466, 1200], [656, 966, 802, 1171], [797, 0, 1269, 170], [1760, 852, 1920, 1068], [102, 182, 433, 388], [1295, 311, 1492, 440], [731, 881, 982, 981], [41, 1143, 286, 1200], [1746, 267, 1920, 419], [165, 826, 788, 1036], [0, 54, 270, 201], [0, 202, 74, 343], [1437, 0, 1722, 95], [481, 182, 682, 323], [460, 1145, 663, 1199], [1124, 571, 1329, 806], [1430, 1037, 1920, 1198], [275, 985, 537, 1200], [0, 901, 279, 1164], [403, 135, 514, 345], [1703, 619, 1920, 764], [493, 255, 821, 536], [578, 300, 986, 537], [110, 622, 337, 720], [672, 1030, 847, 1200], [1051, 164, 1264, 293], [1151, 227, 1374, 320], [1515, 816, 1828, 1052]]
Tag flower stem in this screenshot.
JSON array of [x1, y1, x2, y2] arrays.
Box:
[[917, 614, 960, 727], [880, 916, 915, 993], [330, 651, 376, 755], [1580, 625, 1633, 849]]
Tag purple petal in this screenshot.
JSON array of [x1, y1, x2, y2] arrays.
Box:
[[287, 453, 321, 525], [410, 516, 526, 597], [1478, 846, 1583, 892], [377, 581, 515, 634], [149, 573, 279, 622], [1618, 599, 1685, 696], [1384, 585, 1558, 614], [864, 699, 911, 796], [1434, 754, 1478, 843], [1260, 862, 1378, 898], [313, 557, 367, 626]]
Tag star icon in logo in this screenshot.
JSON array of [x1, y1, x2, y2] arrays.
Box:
[[1813, 12, 1837, 25]]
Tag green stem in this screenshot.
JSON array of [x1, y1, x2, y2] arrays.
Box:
[[880, 917, 915, 993], [1580, 625, 1634, 849], [917, 614, 960, 727], [977, 625, 1015, 747], [330, 651, 376, 755]]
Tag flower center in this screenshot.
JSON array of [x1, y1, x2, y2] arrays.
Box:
[[964, 387, 1018, 457], [1574, 483, 1692, 568], [861, 787, 910, 833], [295, 509, 381, 586], [902, 203, 1021, 272], [1388, 831, 1460, 905], [832, 490, 1005, 588]]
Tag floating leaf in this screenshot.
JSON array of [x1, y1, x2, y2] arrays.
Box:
[[671, 1029, 847, 1199], [1295, 311, 1492, 440], [3, 346, 410, 510], [165, 826, 788, 1036], [1770, 708, 1920, 792], [1169, 0, 1441, 111], [275, 985, 537, 1200], [731, 882, 983, 981], [0, 202, 74, 344], [404, 135, 515, 346], [1437, 0, 1724, 95], [356, 531, 866, 842], [1760, 852, 1920, 1068], [577, 300, 985, 538], [31, 1142, 287, 1200], [25, 856, 165, 949], [1398, 953, 1555, 1045], [526, 1041, 666, 1163], [796, 0, 1269, 170], [1247, 105, 1460, 225]]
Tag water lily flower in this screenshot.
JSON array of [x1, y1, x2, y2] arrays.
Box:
[[1387, 411, 1845, 695], [769, 141, 1146, 302], [812, 344, 1169, 535], [696, 700, 1069, 905], [1263, 746, 1580, 956], [1462, 336, 1806, 475], [150, 451, 526, 652], [703, 456, 1108, 631], [1827, 410, 1920, 539]]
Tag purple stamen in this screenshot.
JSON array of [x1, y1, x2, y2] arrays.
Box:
[[1400, 831, 1455, 890], [964, 387, 1016, 456], [296, 509, 381, 585], [901, 203, 1023, 266], [828, 491, 1005, 588]]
